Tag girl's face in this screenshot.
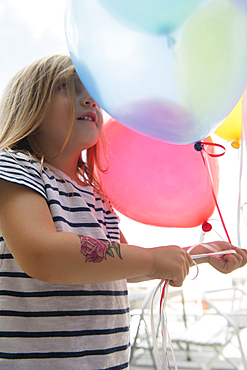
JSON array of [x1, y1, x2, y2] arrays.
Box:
[[33, 74, 103, 160]]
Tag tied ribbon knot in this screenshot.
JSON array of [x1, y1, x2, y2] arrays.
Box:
[[194, 141, 226, 157]]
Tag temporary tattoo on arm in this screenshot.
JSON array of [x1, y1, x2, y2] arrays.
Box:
[[78, 234, 122, 263]]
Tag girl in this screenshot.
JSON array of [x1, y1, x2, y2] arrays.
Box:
[[0, 55, 246, 370]]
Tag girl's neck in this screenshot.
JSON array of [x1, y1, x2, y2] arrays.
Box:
[[44, 152, 85, 186]]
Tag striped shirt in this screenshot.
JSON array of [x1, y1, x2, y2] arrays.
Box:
[[0, 150, 130, 370]]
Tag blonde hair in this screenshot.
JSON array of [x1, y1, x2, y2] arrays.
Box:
[[0, 55, 107, 195]]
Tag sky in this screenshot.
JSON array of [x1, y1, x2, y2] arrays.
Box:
[[0, 0, 246, 288]]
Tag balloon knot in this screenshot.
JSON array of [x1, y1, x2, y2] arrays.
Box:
[[202, 221, 212, 232], [231, 139, 240, 149], [194, 142, 203, 151]]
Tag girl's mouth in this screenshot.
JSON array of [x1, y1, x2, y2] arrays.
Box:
[[77, 112, 97, 123]]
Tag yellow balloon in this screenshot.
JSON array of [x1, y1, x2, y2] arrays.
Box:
[[214, 97, 242, 148]]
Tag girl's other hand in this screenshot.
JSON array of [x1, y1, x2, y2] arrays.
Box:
[[192, 241, 247, 274], [206, 241, 247, 274]]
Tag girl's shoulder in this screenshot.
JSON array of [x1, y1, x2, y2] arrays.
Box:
[[0, 149, 47, 199], [0, 148, 40, 167]]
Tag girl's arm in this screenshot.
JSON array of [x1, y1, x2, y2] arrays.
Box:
[[120, 226, 247, 283], [119, 231, 153, 283], [0, 180, 192, 286]]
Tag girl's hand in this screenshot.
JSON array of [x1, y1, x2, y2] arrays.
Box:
[[207, 242, 247, 273], [147, 245, 193, 287], [193, 241, 247, 274]]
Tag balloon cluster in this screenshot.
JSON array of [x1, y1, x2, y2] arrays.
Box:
[[65, 0, 247, 229], [66, 0, 247, 145]]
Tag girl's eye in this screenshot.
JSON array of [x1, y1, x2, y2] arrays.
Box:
[[57, 82, 67, 91]]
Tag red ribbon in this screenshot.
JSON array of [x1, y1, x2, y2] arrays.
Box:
[[194, 141, 226, 157], [195, 141, 231, 244]]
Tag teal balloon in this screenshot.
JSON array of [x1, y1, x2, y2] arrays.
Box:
[[99, 0, 200, 35]]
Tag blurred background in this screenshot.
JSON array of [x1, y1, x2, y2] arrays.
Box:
[[2, 1, 247, 368], [0, 0, 246, 290]]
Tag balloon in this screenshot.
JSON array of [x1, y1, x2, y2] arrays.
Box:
[[214, 98, 242, 148], [98, 0, 200, 35], [98, 119, 219, 228], [243, 91, 247, 147], [175, 0, 247, 131], [66, 0, 247, 144]]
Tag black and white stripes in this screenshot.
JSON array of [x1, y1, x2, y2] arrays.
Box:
[[0, 150, 130, 369]]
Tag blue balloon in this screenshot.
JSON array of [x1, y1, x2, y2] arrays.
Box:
[[98, 0, 200, 35], [65, 0, 247, 144]]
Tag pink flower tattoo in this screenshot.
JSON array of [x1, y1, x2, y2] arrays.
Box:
[[78, 235, 122, 263]]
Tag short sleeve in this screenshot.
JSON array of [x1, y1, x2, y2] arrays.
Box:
[[0, 150, 47, 199]]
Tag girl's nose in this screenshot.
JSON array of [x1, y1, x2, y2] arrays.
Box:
[[81, 95, 97, 108]]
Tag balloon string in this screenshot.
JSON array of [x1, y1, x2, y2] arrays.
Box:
[[160, 280, 168, 314], [151, 281, 164, 370], [196, 141, 232, 244], [237, 122, 244, 247], [151, 279, 178, 370]]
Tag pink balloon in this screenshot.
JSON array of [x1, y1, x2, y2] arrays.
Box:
[[99, 119, 219, 227], [243, 90, 247, 146]]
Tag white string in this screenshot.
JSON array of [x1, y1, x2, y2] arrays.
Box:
[[190, 260, 199, 279], [191, 250, 236, 259], [151, 279, 178, 370], [160, 299, 166, 369], [167, 329, 178, 370], [161, 282, 169, 370], [204, 147, 216, 188], [241, 202, 247, 224], [237, 121, 244, 247], [187, 243, 218, 254], [150, 245, 237, 370], [151, 281, 163, 370]]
